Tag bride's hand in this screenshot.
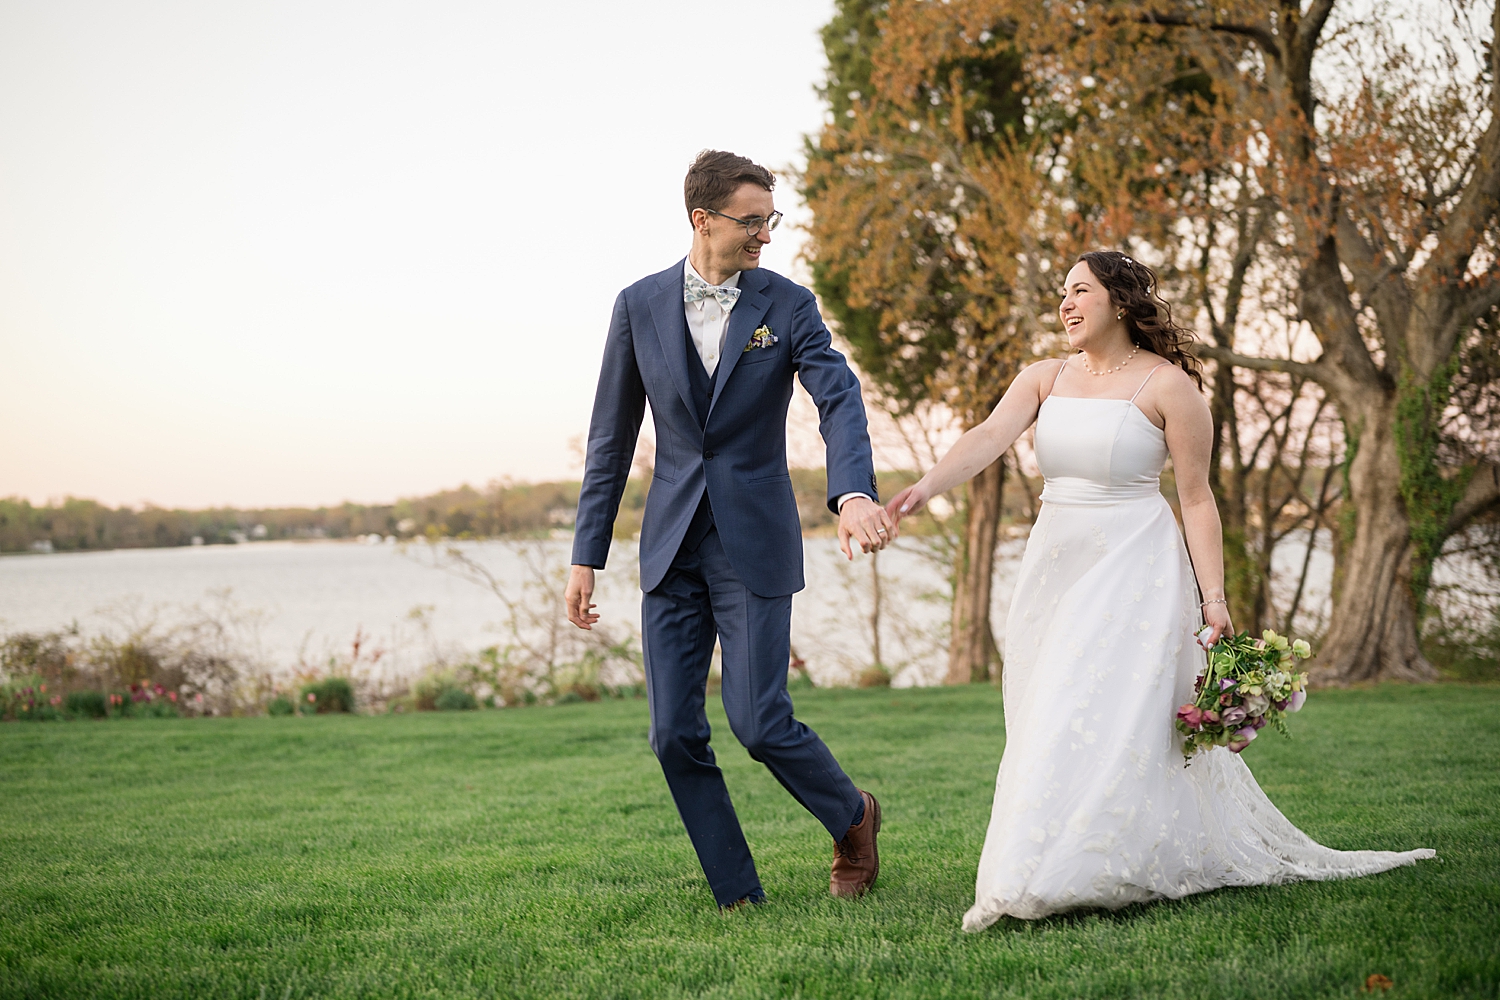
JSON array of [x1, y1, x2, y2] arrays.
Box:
[[1196, 602, 1234, 648], [885, 483, 930, 525]]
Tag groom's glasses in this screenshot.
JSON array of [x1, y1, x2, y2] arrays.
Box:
[[705, 208, 783, 237]]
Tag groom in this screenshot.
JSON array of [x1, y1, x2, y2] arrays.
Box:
[[565, 150, 894, 909]]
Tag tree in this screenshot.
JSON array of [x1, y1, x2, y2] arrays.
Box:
[[802, 0, 1051, 683], [1101, 0, 1500, 682], [871, 0, 1500, 682]]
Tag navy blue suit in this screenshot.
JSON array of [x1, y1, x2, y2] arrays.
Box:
[[572, 259, 877, 904]]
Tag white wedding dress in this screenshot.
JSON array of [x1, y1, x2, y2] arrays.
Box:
[[962, 359, 1435, 932]]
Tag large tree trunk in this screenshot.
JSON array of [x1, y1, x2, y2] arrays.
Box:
[[1316, 402, 1437, 684], [946, 457, 1004, 685]]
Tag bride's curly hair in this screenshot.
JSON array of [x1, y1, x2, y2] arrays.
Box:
[[1076, 250, 1203, 390]]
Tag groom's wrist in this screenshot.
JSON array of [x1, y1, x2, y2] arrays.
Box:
[[836, 492, 873, 511]]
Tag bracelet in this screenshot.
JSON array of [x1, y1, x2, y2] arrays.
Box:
[[1200, 598, 1227, 608]]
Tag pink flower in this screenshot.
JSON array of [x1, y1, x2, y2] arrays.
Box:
[[1177, 705, 1206, 728], [1286, 690, 1307, 713], [167, 691, 177, 703], [1228, 727, 1259, 753], [1251, 715, 1267, 729], [1221, 706, 1248, 727], [307, 692, 317, 702], [1203, 710, 1220, 724]]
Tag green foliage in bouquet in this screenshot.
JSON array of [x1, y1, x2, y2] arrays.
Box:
[[1176, 629, 1312, 761]]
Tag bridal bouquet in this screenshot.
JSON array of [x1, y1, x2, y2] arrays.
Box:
[[1176, 629, 1312, 761]]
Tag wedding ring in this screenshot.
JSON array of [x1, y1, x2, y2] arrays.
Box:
[[877, 528, 888, 535]]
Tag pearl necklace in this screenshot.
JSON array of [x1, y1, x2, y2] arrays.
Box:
[[1080, 344, 1139, 376]]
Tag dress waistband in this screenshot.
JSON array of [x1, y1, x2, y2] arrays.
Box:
[[1038, 477, 1163, 506]]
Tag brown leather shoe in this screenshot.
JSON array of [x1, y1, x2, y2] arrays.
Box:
[[830, 789, 880, 898]]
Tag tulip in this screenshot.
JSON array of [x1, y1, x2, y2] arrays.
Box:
[[1286, 690, 1307, 713]]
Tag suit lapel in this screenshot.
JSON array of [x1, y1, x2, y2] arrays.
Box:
[[646, 260, 700, 427], [708, 270, 772, 416]]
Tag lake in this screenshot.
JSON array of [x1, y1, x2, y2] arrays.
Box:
[[0, 528, 1345, 687]]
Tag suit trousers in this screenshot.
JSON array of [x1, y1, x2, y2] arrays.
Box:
[[642, 524, 863, 905]]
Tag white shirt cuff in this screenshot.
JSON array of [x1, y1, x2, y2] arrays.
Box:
[[836, 492, 874, 511]]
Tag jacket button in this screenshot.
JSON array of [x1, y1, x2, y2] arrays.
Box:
[[703, 451, 715, 460]]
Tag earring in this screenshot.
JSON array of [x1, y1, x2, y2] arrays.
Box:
[[1116, 310, 1125, 319]]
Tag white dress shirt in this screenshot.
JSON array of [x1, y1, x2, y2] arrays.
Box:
[[683, 257, 872, 513], [683, 259, 738, 378]]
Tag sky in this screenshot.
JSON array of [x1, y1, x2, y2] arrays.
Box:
[[0, 0, 840, 509]]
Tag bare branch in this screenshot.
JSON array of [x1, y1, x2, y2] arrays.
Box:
[[1197, 343, 1322, 380], [1334, 211, 1411, 344], [1293, 0, 1338, 62], [1450, 275, 1500, 342], [1448, 461, 1500, 534], [1137, 10, 1281, 59]]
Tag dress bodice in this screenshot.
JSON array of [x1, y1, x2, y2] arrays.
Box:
[[1034, 394, 1168, 506]]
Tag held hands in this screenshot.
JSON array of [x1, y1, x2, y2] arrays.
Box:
[[838, 496, 897, 560], [1195, 600, 1233, 649], [884, 482, 931, 525], [565, 565, 599, 630]]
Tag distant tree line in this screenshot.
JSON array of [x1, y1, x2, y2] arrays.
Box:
[[0, 471, 942, 554], [0, 480, 584, 553]]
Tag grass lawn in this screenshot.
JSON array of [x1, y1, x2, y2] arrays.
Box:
[[1, 683, 1496, 1000]]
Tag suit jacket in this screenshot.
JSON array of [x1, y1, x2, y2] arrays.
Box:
[[571, 259, 878, 597]]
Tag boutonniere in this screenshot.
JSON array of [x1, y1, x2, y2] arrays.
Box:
[[744, 324, 778, 352]]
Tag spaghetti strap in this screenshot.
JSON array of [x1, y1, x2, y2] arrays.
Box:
[[1128, 363, 1171, 404], [1042, 357, 1069, 400]]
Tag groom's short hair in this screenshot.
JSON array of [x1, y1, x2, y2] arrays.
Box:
[[684, 150, 775, 222]]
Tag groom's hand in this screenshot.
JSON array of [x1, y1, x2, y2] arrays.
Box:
[[566, 565, 599, 630], [838, 496, 896, 560]]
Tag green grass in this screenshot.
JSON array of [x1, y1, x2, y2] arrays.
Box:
[[1, 684, 1497, 1000]]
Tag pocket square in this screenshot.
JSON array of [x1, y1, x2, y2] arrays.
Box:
[[744, 325, 778, 352]]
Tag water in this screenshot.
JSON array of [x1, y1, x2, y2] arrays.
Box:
[[0, 537, 991, 687], [0, 527, 1364, 688]]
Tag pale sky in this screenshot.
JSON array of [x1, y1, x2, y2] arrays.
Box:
[[0, 0, 838, 508]]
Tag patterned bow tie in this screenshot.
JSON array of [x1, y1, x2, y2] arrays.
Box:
[[684, 269, 741, 309]]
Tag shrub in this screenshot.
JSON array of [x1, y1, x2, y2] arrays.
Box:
[[434, 687, 478, 711], [300, 677, 354, 714], [1424, 602, 1500, 682], [857, 665, 892, 688], [267, 696, 296, 716], [3, 679, 64, 721], [65, 690, 109, 719], [130, 698, 180, 719]]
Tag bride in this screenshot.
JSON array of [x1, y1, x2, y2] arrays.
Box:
[[885, 250, 1434, 931]]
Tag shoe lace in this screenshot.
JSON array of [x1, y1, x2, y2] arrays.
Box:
[[834, 836, 864, 863]]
